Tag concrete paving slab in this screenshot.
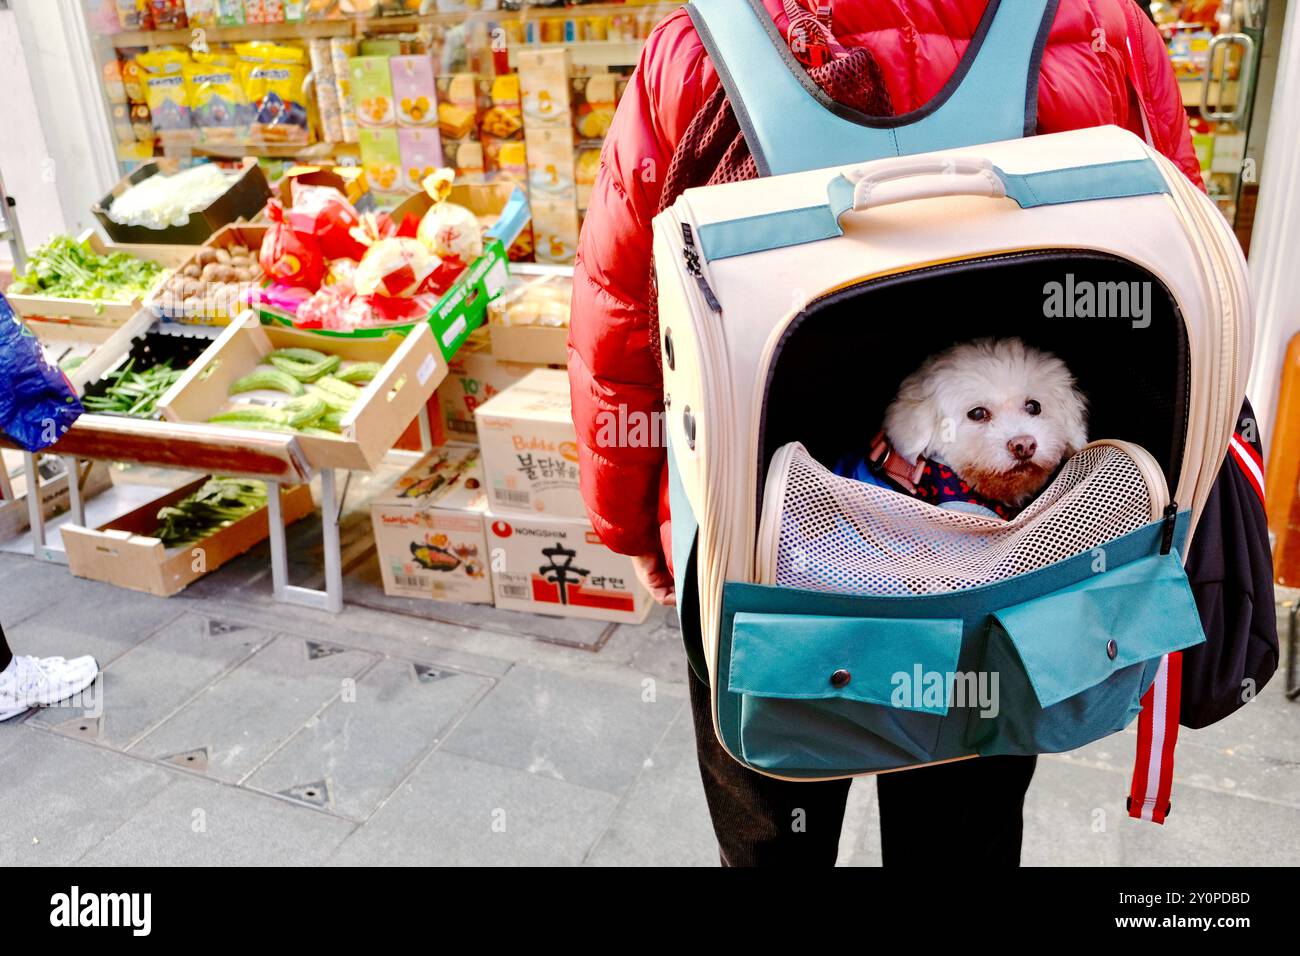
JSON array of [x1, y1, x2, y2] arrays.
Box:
[[442, 663, 680, 795], [245, 658, 490, 820], [31, 614, 274, 750], [0, 731, 174, 865], [130, 635, 376, 783], [328, 750, 618, 866], [584, 699, 717, 866], [78, 776, 354, 866]]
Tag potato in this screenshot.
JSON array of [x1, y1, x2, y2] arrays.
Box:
[[196, 247, 219, 265], [201, 262, 221, 281], [215, 247, 232, 265], [230, 245, 249, 256], [183, 263, 202, 279]]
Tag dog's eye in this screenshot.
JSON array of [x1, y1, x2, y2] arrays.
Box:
[[967, 407, 990, 422], [1025, 399, 1042, 416]]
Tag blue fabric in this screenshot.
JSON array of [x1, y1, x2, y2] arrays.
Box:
[[729, 612, 962, 714], [688, 0, 1053, 176], [994, 159, 1170, 209], [696, 158, 1171, 261], [0, 294, 83, 452], [714, 515, 1203, 777]]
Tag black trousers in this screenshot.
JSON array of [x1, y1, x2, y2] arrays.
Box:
[[0, 624, 10, 671], [688, 665, 1037, 866]]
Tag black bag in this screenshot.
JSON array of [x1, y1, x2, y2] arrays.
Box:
[[1181, 399, 1279, 727]]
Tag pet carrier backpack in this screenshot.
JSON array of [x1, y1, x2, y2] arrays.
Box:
[[654, 0, 1253, 824]]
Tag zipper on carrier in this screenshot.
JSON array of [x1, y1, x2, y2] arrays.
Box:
[[681, 224, 721, 313], [1159, 502, 1179, 555]]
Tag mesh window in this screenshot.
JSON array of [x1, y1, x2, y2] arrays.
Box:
[[762, 442, 1165, 596]]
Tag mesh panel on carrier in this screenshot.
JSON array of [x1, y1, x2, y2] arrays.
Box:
[[762, 442, 1165, 596]]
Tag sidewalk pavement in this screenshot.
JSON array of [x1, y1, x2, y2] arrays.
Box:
[[1, 546, 1297, 866]]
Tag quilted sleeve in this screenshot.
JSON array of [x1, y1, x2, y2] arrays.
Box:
[[567, 10, 711, 556], [1129, 6, 1206, 191]]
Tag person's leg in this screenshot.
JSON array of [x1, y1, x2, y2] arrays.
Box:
[[876, 755, 1038, 866], [0, 624, 12, 672], [688, 664, 851, 866], [0, 623, 98, 721]]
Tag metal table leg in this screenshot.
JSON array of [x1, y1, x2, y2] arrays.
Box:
[[266, 471, 344, 615], [63, 456, 86, 528], [1287, 602, 1300, 701]]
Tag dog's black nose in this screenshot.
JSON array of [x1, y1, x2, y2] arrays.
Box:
[[1008, 435, 1037, 461]]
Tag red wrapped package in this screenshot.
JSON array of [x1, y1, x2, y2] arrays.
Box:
[[288, 182, 367, 261], [260, 200, 324, 288], [420, 256, 465, 297], [354, 238, 438, 298]]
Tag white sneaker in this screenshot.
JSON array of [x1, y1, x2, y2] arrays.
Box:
[[0, 655, 100, 722]]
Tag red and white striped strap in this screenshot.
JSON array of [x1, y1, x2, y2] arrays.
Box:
[[1128, 651, 1183, 824], [1228, 432, 1266, 503]]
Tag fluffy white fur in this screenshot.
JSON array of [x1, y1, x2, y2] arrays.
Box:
[[883, 338, 1088, 507]]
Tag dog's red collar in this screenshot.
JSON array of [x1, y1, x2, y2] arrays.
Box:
[[867, 430, 926, 494]]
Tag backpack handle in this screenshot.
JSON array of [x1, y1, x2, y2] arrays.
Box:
[[847, 157, 1007, 212]]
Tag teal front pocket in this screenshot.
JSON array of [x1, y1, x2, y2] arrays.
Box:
[[728, 611, 963, 774], [968, 552, 1206, 756]]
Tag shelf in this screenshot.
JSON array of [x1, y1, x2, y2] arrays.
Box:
[[99, 2, 678, 48]]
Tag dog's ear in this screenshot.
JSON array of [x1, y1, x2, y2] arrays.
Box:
[[884, 373, 942, 462], [1055, 376, 1090, 457]]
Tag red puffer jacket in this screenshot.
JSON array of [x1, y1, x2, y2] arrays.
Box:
[[568, 0, 1203, 565]]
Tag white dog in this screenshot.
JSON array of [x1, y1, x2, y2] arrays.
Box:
[[856, 338, 1088, 518]]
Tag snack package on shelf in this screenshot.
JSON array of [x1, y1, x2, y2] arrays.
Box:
[[524, 126, 577, 204], [350, 55, 397, 129], [116, 0, 155, 30], [391, 54, 437, 128], [216, 0, 247, 24], [398, 128, 445, 192], [185, 53, 254, 146], [358, 128, 403, 197], [436, 73, 480, 139], [441, 139, 486, 183], [183, 0, 219, 27], [517, 48, 573, 132], [575, 146, 600, 211], [329, 38, 361, 144], [308, 39, 344, 143], [530, 196, 579, 265], [243, 0, 286, 23], [571, 73, 617, 143], [240, 43, 312, 146], [371, 445, 493, 604], [136, 49, 197, 149]]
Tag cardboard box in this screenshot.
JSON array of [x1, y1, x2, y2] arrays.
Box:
[[146, 223, 266, 326], [93, 157, 271, 246], [487, 272, 570, 366], [485, 510, 650, 624], [371, 445, 492, 603], [63, 479, 313, 597], [6, 230, 179, 324], [438, 330, 552, 439], [158, 312, 448, 471], [475, 367, 582, 517]]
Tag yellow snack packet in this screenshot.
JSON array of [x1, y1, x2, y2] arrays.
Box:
[[183, 56, 252, 146], [244, 43, 310, 146], [135, 49, 194, 145]]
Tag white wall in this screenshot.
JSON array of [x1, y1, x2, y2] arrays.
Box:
[[0, 4, 68, 263], [3, 0, 119, 264]]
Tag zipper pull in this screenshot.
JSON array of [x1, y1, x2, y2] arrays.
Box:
[[681, 223, 721, 313], [1159, 502, 1178, 555]]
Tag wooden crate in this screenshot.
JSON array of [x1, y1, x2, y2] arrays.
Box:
[[63, 479, 314, 597], [157, 312, 447, 471], [6, 230, 179, 324], [145, 223, 268, 326]]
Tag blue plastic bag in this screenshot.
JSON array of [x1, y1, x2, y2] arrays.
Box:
[[0, 293, 83, 451]]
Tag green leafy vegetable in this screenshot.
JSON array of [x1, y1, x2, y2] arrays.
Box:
[[153, 478, 268, 548], [9, 234, 164, 303]]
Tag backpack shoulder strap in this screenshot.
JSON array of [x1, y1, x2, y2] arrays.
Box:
[[687, 0, 1060, 176]]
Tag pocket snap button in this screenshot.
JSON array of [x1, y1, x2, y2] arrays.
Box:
[[830, 669, 851, 688], [1106, 639, 1118, 660]]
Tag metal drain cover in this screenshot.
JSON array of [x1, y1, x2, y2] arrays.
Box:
[[279, 779, 332, 808], [305, 641, 346, 661], [413, 664, 451, 684], [161, 747, 210, 772]]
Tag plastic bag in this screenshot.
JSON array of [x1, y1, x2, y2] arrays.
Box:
[[259, 199, 324, 288], [353, 237, 438, 298], [0, 295, 83, 452], [416, 168, 483, 262], [288, 181, 366, 260]]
